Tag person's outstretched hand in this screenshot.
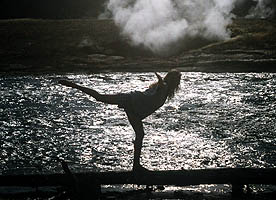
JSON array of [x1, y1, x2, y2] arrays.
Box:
[[59, 80, 76, 88]]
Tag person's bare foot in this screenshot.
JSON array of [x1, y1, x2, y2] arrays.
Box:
[[59, 80, 76, 88], [132, 164, 150, 173]]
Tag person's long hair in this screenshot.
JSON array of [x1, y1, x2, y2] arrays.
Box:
[[164, 69, 181, 99], [150, 69, 181, 100]]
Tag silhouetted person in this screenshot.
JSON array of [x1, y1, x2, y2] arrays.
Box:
[[59, 69, 181, 171]]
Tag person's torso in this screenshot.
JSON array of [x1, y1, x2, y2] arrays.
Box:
[[129, 84, 168, 119]]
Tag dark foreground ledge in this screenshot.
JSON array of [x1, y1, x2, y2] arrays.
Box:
[[1, 168, 276, 187], [1, 168, 276, 199]]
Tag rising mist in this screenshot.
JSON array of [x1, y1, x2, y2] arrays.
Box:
[[100, 0, 275, 56]]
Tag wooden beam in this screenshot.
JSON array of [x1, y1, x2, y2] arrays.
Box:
[[1, 168, 276, 187], [97, 168, 276, 186]]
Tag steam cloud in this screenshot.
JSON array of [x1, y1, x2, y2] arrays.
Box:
[[246, 0, 275, 19], [100, 0, 274, 55]]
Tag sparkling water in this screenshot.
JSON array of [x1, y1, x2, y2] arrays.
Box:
[[1, 73, 276, 176]]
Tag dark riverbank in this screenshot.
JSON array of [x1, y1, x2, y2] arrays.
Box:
[[0, 18, 276, 74], [1, 185, 276, 200]]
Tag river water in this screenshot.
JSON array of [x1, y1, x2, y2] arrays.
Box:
[[1, 72, 276, 193]]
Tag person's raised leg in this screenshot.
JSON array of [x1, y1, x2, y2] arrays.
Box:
[[59, 80, 123, 105]]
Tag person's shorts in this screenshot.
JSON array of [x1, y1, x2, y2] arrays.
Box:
[[117, 93, 131, 109], [117, 92, 144, 120]]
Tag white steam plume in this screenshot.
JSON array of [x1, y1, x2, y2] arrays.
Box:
[[100, 0, 274, 55], [246, 0, 275, 19]]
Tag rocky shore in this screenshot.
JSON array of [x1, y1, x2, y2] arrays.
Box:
[[0, 18, 276, 74]]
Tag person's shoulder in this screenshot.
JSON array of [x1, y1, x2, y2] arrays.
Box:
[[157, 82, 168, 91], [143, 86, 157, 94]]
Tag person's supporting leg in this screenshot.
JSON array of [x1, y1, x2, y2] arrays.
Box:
[[125, 111, 147, 171]]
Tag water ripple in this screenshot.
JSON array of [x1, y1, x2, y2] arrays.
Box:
[[0, 73, 276, 173]]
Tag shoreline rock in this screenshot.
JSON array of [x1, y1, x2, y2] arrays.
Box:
[[0, 18, 276, 74]]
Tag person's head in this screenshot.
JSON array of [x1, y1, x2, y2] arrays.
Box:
[[164, 69, 181, 100]]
